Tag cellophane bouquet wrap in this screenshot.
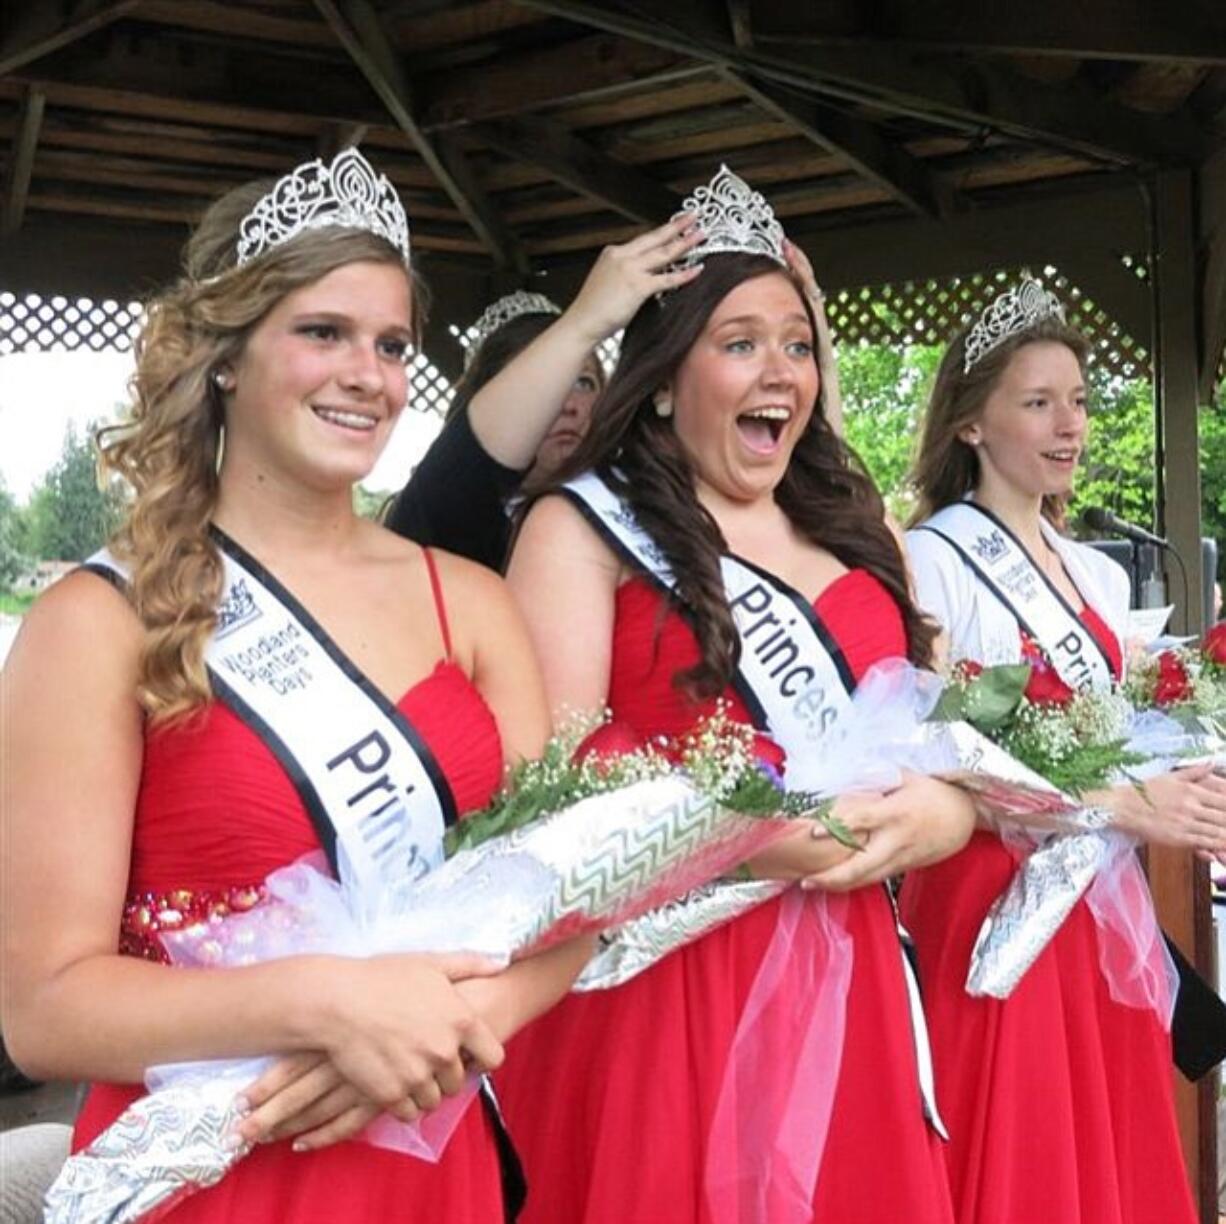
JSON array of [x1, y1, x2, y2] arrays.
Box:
[[45, 714, 802, 1224], [930, 659, 1225, 1010], [577, 659, 957, 990]]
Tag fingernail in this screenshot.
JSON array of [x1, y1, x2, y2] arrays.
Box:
[[292, 1140, 309, 1153], [233, 1095, 250, 1116], [799, 879, 816, 891], [223, 1131, 245, 1151]]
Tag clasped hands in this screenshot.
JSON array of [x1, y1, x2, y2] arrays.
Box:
[[233, 952, 507, 1154]]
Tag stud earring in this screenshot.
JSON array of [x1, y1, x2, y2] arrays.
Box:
[[212, 369, 234, 393], [653, 392, 673, 419]]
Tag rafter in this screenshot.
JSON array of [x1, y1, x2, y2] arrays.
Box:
[[517, 0, 1208, 167], [474, 116, 682, 224], [311, 0, 527, 272], [417, 33, 697, 131], [726, 0, 752, 50], [2, 84, 45, 236], [0, 0, 141, 78], [726, 71, 948, 219], [749, 0, 1226, 66]]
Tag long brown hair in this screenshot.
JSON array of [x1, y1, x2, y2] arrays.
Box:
[[100, 176, 417, 724], [909, 315, 1091, 528], [541, 252, 937, 697]]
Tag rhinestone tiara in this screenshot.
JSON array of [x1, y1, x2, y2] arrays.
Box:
[[463, 290, 562, 369], [963, 277, 1066, 373], [672, 164, 786, 269], [236, 147, 410, 269]]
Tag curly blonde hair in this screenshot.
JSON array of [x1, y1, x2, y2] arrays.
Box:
[[100, 176, 416, 724]]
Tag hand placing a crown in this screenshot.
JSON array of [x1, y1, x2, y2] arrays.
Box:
[[784, 237, 844, 436], [560, 212, 706, 349]]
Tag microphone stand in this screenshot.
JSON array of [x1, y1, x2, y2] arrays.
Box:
[[1136, 541, 1167, 609]]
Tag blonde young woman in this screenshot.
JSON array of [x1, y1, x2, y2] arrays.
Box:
[[0, 149, 590, 1223], [901, 282, 1224, 1224]]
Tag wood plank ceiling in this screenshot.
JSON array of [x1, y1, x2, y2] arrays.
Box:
[[0, 0, 1223, 279]]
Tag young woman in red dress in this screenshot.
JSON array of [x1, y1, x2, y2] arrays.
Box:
[[495, 168, 975, 1224], [0, 149, 591, 1222], [902, 283, 1226, 1223]]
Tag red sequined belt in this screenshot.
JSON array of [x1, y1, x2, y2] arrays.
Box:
[[120, 883, 266, 964]]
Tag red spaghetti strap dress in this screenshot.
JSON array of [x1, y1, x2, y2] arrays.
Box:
[[899, 608, 1196, 1224], [495, 570, 954, 1224], [72, 553, 509, 1223]]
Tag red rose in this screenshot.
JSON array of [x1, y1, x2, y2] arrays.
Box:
[[751, 733, 788, 780], [1024, 659, 1076, 708], [1153, 650, 1193, 706], [572, 721, 643, 767], [953, 659, 984, 682], [1203, 622, 1226, 666]]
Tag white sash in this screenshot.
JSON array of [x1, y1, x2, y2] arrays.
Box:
[[915, 502, 1113, 693], [85, 529, 455, 893], [562, 472, 947, 1137], [562, 472, 857, 762]]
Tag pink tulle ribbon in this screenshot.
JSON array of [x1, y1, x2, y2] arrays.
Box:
[[704, 889, 853, 1224], [1085, 834, 1178, 1029]]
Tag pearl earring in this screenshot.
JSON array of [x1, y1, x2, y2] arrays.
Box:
[[212, 369, 233, 393], [653, 393, 673, 419]]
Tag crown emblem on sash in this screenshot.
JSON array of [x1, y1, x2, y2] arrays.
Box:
[[963, 277, 1065, 372], [671, 165, 786, 270], [971, 530, 1009, 564], [463, 291, 561, 369], [236, 147, 410, 268], [215, 577, 262, 637]]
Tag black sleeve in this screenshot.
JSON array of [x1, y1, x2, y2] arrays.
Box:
[[383, 405, 528, 571]]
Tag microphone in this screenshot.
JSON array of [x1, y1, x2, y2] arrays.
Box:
[[1081, 507, 1168, 548]]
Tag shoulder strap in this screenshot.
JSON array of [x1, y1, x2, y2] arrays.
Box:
[[421, 547, 453, 661]]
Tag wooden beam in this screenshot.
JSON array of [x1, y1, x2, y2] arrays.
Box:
[[518, 0, 1209, 167], [311, 0, 526, 272], [474, 115, 683, 224], [726, 0, 752, 50], [1, 84, 45, 236], [750, 0, 1226, 66], [0, 0, 141, 78], [781, 177, 1149, 290], [416, 33, 696, 131], [1200, 147, 1226, 403], [1149, 168, 1214, 1224], [316, 121, 369, 159], [727, 71, 949, 219]]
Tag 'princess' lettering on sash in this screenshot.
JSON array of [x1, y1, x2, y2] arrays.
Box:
[[917, 502, 1112, 693], [728, 581, 839, 735], [562, 473, 855, 762], [327, 731, 426, 880]]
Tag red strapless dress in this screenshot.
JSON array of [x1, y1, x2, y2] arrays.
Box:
[[73, 660, 507, 1223], [495, 571, 954, 1224], [899, 608, 1196, 1224]]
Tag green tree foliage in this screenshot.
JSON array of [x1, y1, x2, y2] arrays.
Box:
[[838, 344, 1226, 577], [0, 477, 31, 587], [23, 422, 125, 562]]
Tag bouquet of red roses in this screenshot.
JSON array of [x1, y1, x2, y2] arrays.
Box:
[[1125, 622, 1226, 736]]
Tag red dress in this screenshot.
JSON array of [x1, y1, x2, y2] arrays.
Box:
[[899, 608, 1196, 1224], [495, 571, 954, 1224], [73, 556, 508, 1223]]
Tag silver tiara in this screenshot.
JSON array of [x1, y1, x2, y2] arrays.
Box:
[[463, 290, 561, 368], [963, 277, 1065, 372], [236, 147, 410, 268], [672, 164, 786, 269]]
